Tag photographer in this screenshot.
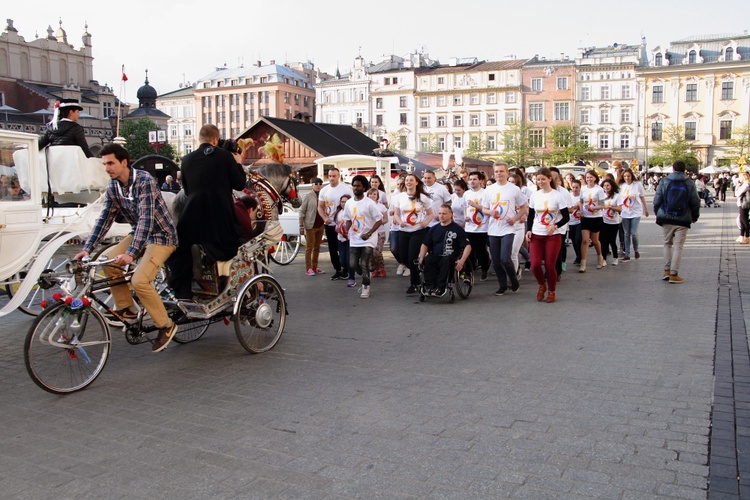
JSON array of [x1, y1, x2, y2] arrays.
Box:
[[168, 124, 247, 299]]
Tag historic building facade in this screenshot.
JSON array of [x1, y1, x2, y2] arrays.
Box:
[[415, 59, 526, 157], [521, 56, 576, 158], [157, 85, 196, 157], [574, 42, 648, 167], [637, 33, 750, 166], [0, 19, 126, 155], [194, 61, 317, 140]]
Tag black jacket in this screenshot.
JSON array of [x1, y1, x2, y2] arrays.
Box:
[[38, 120, 94, 158]]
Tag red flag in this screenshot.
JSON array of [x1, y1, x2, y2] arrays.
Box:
[[121, 65, 128, 82]]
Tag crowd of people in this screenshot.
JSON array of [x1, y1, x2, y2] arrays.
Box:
[[300, 158, 726, 300]]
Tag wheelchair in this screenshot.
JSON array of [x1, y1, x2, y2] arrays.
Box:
[[416, 256, 474, 303]]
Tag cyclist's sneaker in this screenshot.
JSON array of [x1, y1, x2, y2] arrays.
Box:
[[111, 307, 137, 320], [152, 321, 178, 352]]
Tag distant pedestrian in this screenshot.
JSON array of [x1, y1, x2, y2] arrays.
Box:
[[653, 160, 701, 284], [299, 177, 326, 275], [735, 172, 750, 244], [619, 168, 649, 261]]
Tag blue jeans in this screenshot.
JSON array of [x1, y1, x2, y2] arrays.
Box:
[[621, 217, 641, 258], [489, 234, 518, 291], [338, 239, 352, 279]]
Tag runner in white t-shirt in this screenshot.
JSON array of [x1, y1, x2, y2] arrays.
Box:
[[600, 178, 623, 266], [619, 169, 650, 261], [578, 170, 606, 272], [317, 167, 353, 280], [471, 163, 528, 296], [463, 171, 490, 281], [423, 170, 451, 228], [343, 176, 384, 299], [392, 174, 434, 294]]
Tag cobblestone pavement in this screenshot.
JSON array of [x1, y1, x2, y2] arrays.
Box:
[[0, 194, 744, 499]]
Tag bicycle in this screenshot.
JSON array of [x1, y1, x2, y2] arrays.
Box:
[[24, 222, 288, 394]]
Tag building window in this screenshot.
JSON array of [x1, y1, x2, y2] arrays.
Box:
[[531, 78, 542, 92], [438, 136, 446, 151], [686, 83, 698, 101], [399, 136, 407, 149], [420, 96, 428, 107], [420, 116, 429, 128], [376, 98, 383, 109], [487, 134, 496, 150], [392, 77, 398, 85], [400, 113, 408, 125], [453, 114, 463, 127], [400, 96, 407, 107], [376, 114, 383, 126], [453, 94, 463, 105], [505, 91, 515, 104], [720, 120, 732, 140], [621, 85, 631, 99], [599, 134, 610, 149], [384, 78, 391, 85], [489, 73, 496, 81], [283, 92, 289, 104], [654, 53, 663, 66], [470, 135, 479, 149], [294, 94, 300, 105], [454, 136, 463, 149], [505, 112, 516, 125], [437, 77, 445, 85], [721, 82, 734, 100], [581, 86, 590, 100], [529, 103, 543, 121], [621, 107, 631, 123], [554, 102, 570, 121], [557, 77, 568, 90], [356, 112, 363, 128], [601, 86, 610, 100], [651, 122, 663, 141], [600, 108, 610, 123], [487, 92, 497, 104], [620, 134, 630, 149], [726, 47, 734, 61], [437, 95, 447, 106], [437, 115, 446, 127], [688, 50, 697, 64], [684, 122, 697, 140], [580, 134, 589, 146], [529, 129, 544, 148], [185, 127, 192, 136], [652, 85, 664, 103], [487, 113, 496, 126], [470, 114, 479, 126], [470, 93, 479, 105], [420, 136, 429, 152], [580, 109, 590, 124]]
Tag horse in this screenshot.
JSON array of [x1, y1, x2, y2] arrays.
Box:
[[244, 162, 300, 221]]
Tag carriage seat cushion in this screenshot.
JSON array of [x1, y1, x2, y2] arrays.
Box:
[[13, 146, 110, 194]]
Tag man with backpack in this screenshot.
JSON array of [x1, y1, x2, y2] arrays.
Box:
[[653, 160, 701, 284]]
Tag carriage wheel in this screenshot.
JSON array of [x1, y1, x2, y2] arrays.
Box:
[[269, 234, 300, 265], [234, 275, 286, 353], [6, 243, 78, 316]]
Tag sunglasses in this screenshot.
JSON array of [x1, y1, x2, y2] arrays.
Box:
[[314, 182, 323, 185]]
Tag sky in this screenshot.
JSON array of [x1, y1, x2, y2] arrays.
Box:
[[7, 0, 750, 105]]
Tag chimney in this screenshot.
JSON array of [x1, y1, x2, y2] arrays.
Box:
[[257, 60, 261, 67], [270, 59, 275, 65]]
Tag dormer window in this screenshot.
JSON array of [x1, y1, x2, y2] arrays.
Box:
[[654, 53, 663, 66], [688, 51, 697, 64], [725, 47, 734, 62]]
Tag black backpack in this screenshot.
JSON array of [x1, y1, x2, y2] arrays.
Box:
[[664, 178, 689, 217]]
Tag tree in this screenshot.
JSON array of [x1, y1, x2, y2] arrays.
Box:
[[465, 135, 487, 159], [544, 125, 595, 166], [650, 124, 699, 171], [119, 118, 176, 162], [497, 121, 538, 167], [418, 133, 441, 153], [726, 123, 750, 165]]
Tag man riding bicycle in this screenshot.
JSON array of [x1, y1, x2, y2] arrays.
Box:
[[74, 144, 179, 353]]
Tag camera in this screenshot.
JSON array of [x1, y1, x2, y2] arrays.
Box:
[[218, 138, 242, 155]]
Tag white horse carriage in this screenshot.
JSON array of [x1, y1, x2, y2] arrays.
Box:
[[0, 130, 130, 317]]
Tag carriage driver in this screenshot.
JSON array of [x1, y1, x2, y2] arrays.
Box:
[[74, 144, 179, 353]]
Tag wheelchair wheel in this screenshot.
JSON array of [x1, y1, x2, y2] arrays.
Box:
[[454, 268, 473, 299]]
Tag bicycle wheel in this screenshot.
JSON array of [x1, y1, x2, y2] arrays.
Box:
[[24, 302, 111, 394], [269, 234, 300, 265], [173, 318, 211, 344], [454, 268, 473, 299], [234, 275, 286, 353], [7, 243, 77, 316]]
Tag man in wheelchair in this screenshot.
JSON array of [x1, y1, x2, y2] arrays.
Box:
[[418, 204, 472, 297]]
